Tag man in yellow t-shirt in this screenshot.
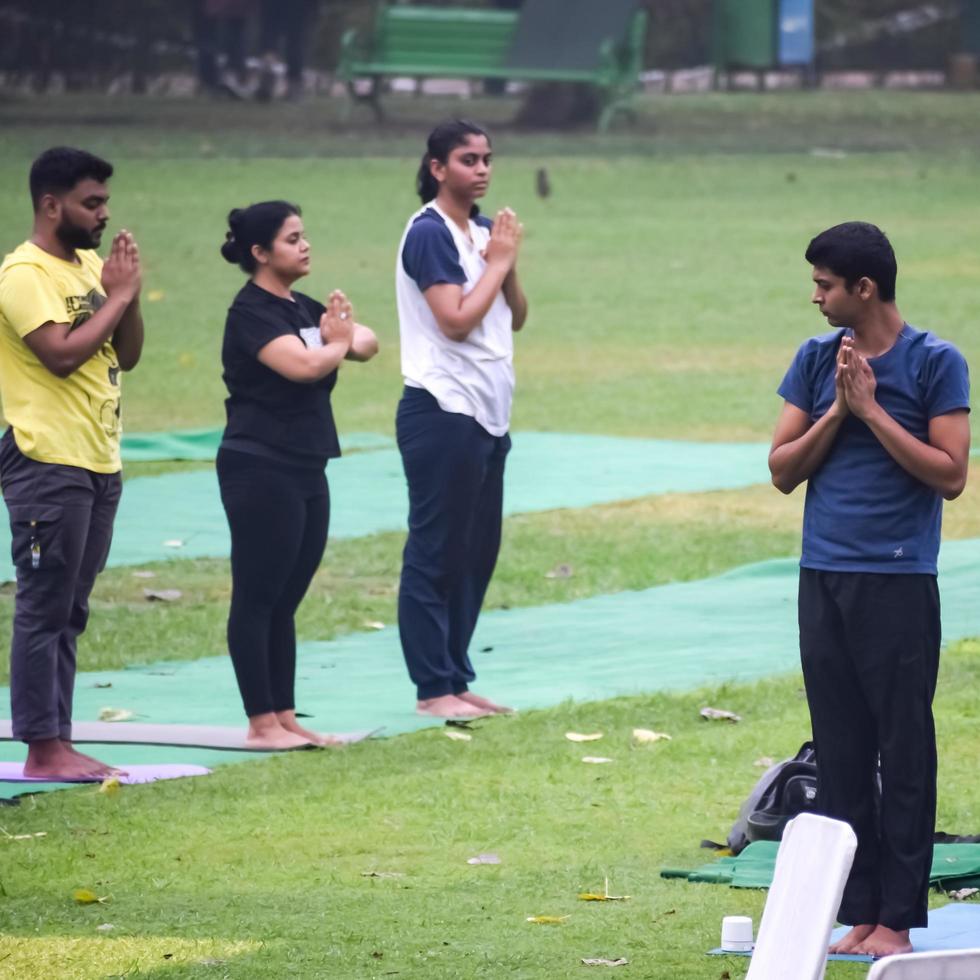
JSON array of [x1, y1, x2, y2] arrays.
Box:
[[0, 147, 143, 781]]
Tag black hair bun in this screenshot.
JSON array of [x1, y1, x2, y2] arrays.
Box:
[[220, 232, 241, 264]]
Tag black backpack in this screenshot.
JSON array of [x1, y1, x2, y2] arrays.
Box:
[[725, 742, 818, 855]]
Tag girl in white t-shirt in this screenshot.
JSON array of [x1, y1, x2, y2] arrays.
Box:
[[395, 119, 528, 719]]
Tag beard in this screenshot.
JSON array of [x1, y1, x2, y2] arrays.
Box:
[[56, 214, 103, 251]]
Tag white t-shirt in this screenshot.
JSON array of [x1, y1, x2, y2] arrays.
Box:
[[395, 202, 514, 437]]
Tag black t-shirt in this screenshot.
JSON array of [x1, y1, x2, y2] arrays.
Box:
[[220, 281, 341, 467]]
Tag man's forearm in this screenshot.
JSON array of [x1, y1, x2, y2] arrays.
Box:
[[861, 404, 966, 498], [769, 408, 846, 493], [113, 298, 144, 371]]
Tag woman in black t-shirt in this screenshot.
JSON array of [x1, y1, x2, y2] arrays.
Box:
[[218, 200, 378, 750]]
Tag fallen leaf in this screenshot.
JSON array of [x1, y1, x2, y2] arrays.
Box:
[[93, 682, 112, 689], [98, 707, 134, 723], [99, 778, 121, 796], [581, 958, 629, 967], [177, 352, 196, 368], [566, 732, 603, 742], [162, 539, 184, 549], [96, 923, 114, 932], [142, 588, 183, 602], [467, 853, 501, 865], [578, 877, 629, 901], [700, 706, 742, 722], [526, 915, 569, 925], [446, 719, 477, 730], [951, 887, 979, 900], [73, 888, 108, 904], [146, 289, 165, 302], [545, 563, 573, 579], [632, 728, 671, 744], [753, 756, 775, 768], [444, 730, 472, 742], [582, 756, 613, 764]]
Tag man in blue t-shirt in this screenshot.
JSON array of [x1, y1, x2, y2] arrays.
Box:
[[769, 222, 970, 959]]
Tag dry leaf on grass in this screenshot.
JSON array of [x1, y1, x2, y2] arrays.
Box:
[[581, 958, 629, 967], [96, 923, 114, 932], [1, 829, 47, 841], [753, 756, 775, 768], [98, 707, 134, 723], [142, 588, 183, 602], [444, 730, 472, 742], [582, 756, 613, 764], [951, 887, 979, 900], [73, 888, 109, 904], [545, 563, 573, 579], [467, 853, 501, 865], [526, 915, 569, 925], [700, 706, 742, 722], [99, 778, 121, 796], [565, 732, 603, 742], [146, 290, 165, 302], [632, 728, 671, 744], [579, 877, 629, 901]]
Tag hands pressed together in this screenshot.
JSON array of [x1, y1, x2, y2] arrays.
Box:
[[484, 207, 523, 272], [100, 230, 142, 303], [319, 288, 355, 349], [834, 335, 877, 420]]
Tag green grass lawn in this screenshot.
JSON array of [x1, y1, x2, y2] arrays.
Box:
[[1, 91, 980, 977]]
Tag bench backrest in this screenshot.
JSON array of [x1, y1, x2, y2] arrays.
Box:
[[375, 6, 518, 71]]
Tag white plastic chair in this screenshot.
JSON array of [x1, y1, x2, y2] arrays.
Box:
[[745, 812, 857, 980], [866, 949, 980, 979]]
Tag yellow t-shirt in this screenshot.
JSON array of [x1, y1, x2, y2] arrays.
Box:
[[0, 241, 122, 473]]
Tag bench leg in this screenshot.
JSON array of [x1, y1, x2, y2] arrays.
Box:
[[344, 78, 385, 123]]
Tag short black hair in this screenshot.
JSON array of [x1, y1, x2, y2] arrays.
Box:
[[805, 221, 897, 302], [29, 147, 113, 210]]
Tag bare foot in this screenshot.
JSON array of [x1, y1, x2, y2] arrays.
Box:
[[276, 710, 344, 747], [246, 713, 316, 750], [61, 740, 128, 777], [457, 691, 514, 714], [854, 925, 912, 958], [23, 738, 116, 780], [416, 695, 485, 719], [829, 924, 875, 954]]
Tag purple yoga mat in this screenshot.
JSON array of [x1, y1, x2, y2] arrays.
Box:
[[0, 762, 210, 784]]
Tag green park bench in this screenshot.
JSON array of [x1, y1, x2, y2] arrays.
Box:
[[337, 0, 649, 132]]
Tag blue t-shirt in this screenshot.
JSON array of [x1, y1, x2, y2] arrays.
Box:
[[401, 207, 493, 291], [778, 324, 970, 574]]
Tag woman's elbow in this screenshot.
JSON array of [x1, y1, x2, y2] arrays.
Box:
[[436, 318, 471, 342]]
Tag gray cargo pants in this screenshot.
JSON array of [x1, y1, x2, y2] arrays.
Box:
[[0, 429, 121, 742]]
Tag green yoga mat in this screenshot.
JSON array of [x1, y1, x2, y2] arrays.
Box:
[[0, 433, 771, 580], [120, 428, 394, 461], [5, 536, 980, 797], [662, 840, 980, 891]]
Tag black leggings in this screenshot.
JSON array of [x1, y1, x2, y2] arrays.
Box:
[[217, 448, 329, 717]]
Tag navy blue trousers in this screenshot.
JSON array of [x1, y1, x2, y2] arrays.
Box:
[[799, 568, 940, 931], [396, 387, 510, 700]]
